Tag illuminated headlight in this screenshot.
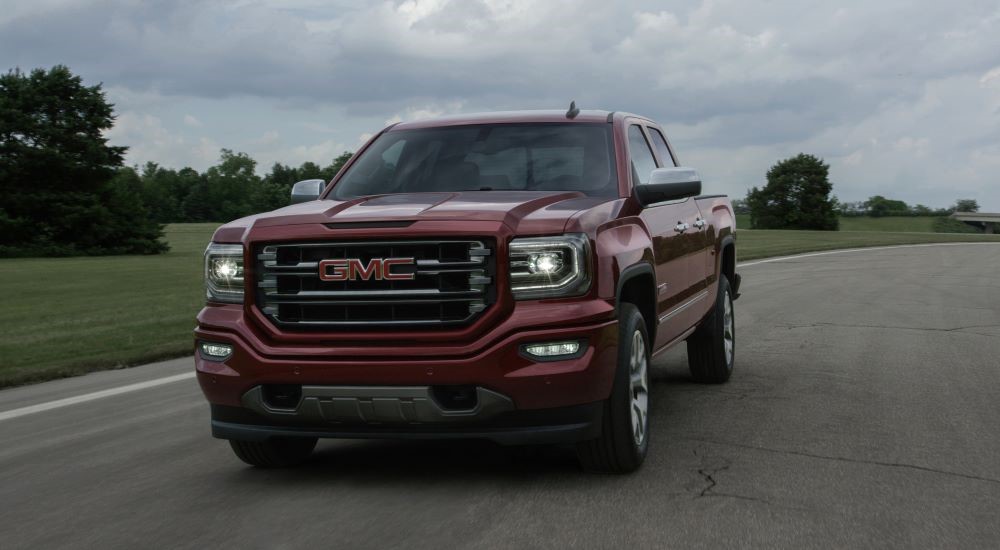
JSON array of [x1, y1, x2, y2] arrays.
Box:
[[509, 234, 590, 299], [528, 252, 563, 274], [205, 243, 245, 303], [199, 341, 233, 361]]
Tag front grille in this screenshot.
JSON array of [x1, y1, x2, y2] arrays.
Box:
[[255, 239, 495, 329]]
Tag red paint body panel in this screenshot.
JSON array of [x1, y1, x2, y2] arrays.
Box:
[[196, 313, 619, 411], [196, 110, 735, 433]]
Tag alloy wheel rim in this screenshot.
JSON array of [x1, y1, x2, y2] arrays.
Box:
[[723, 289, 734, 365], [629, 330, 649, 447]]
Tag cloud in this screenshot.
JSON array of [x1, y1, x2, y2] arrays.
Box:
[[384, 101, 467, 126], [104, 111, 219, 169], [4, 0, 1000, 207], [981, 66, 1000, 87]]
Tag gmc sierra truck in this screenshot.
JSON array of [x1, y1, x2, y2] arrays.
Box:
[[196, 108, 739, 473]]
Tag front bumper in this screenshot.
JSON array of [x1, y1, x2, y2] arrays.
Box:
[[210, 400, 603, 446], [195, 301, 618, 444]]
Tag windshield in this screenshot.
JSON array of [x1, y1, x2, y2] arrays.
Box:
[[330, 123, 618, 199]]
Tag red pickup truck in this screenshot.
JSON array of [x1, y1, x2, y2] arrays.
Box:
[[195, 108, 739, 473]]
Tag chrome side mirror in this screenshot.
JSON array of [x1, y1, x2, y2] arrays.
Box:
[[290, 179, 326, 204], [634, 167, 702, 206]]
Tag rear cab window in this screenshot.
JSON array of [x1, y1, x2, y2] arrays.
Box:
[[647, 127, 676, 167]]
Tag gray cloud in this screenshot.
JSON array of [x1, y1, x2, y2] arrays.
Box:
[[3, 0, 999, 208]]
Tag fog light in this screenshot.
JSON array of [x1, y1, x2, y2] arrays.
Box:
[[200, 342, 233, 361], [523, 341, 581, 358]]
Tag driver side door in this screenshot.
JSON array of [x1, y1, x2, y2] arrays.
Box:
[[628, 123, 709, 349]]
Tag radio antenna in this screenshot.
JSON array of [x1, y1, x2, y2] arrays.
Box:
[[566, 100, 580, 119]]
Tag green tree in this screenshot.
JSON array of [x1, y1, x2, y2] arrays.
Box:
[[259, 152, 353, 212], [202, 149, 259, 222], [323, 151, 353, 180], [746, 154, 838, 230], [124, 162, 186, 224], [953, 199, 980, 213], [181, 179, 214, 222], [263, 162, 300, 190], [864, 195, 909, 217], [0, 65, 166, 256], [297, 161, 324, 180], [729, 198, 750, 214], [838, 201, 867, 216]]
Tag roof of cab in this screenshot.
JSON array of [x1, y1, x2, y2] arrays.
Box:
[[390, 109, 618, 131]]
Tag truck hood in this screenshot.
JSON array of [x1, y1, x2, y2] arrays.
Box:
[[214, 191, 622, 240]]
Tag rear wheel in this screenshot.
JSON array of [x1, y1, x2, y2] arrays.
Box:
[[229, 437, 318, 468], [576, 303, 650, 473], [687, 276, 735, 384]]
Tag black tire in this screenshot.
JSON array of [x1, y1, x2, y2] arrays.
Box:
[[576, 303, 650, 473], [229, 437, 318, 468], [687, 276, 735, 384]]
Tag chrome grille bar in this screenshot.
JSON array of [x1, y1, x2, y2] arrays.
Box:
[[255, 239, 495, 329]]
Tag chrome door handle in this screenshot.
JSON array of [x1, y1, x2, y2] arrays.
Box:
[[693, 218, 706, 229], [674, 222, 690, 233]]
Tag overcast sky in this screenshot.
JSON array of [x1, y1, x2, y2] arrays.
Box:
[[3, 0, 999, 209]]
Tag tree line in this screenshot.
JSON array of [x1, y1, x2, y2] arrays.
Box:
[[116, 150, 352, 225], [837, 196, 978, 217], [734, 154, 980, 230], [733, 194, 979, 219]]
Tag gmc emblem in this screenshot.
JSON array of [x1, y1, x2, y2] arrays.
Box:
[[318, 258, 415, 281]]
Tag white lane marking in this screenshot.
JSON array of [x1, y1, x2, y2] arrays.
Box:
[[0, 372, 195, 422], [738, 242, 1000, 268]]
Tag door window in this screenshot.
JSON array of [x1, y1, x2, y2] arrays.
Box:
[[627, 125, 657, 186]]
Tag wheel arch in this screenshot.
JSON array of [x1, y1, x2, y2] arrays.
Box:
[[615, 262, 657, 345], [719, 235, 736, 287]]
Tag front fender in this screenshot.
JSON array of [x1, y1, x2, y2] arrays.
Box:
[[594, 222, 654, 300]]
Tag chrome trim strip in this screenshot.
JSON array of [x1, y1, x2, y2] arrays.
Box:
[[657, 290, 709, 324]]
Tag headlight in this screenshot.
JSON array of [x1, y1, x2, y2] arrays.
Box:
[[509, 233, 591, 299], [205, 243, 245, 303]]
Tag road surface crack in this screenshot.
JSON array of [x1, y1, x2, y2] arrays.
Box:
[[697, 465, 725, 496], [691, 449, 787, 507], [682, 436, 1000, 486]]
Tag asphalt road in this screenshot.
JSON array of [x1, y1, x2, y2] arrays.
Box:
[[2, 243, 999, 549]]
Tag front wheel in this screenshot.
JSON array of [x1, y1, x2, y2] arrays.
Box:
[[687, 276, 735, 384], [229, 437, 318, 468], [576, 302, 650, 473]]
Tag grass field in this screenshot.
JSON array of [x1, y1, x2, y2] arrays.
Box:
[[0, 224, 218, 387], [2, 222, 1000, 387]]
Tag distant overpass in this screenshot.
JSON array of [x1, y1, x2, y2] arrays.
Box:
[[952, 211, 1000, 234]]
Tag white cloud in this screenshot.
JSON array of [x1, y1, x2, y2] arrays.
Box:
[[183, 114, 202, 127], [384, 101, 467, 126], [980, 66, 1000, 87], [104, 111, 219, 170]]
